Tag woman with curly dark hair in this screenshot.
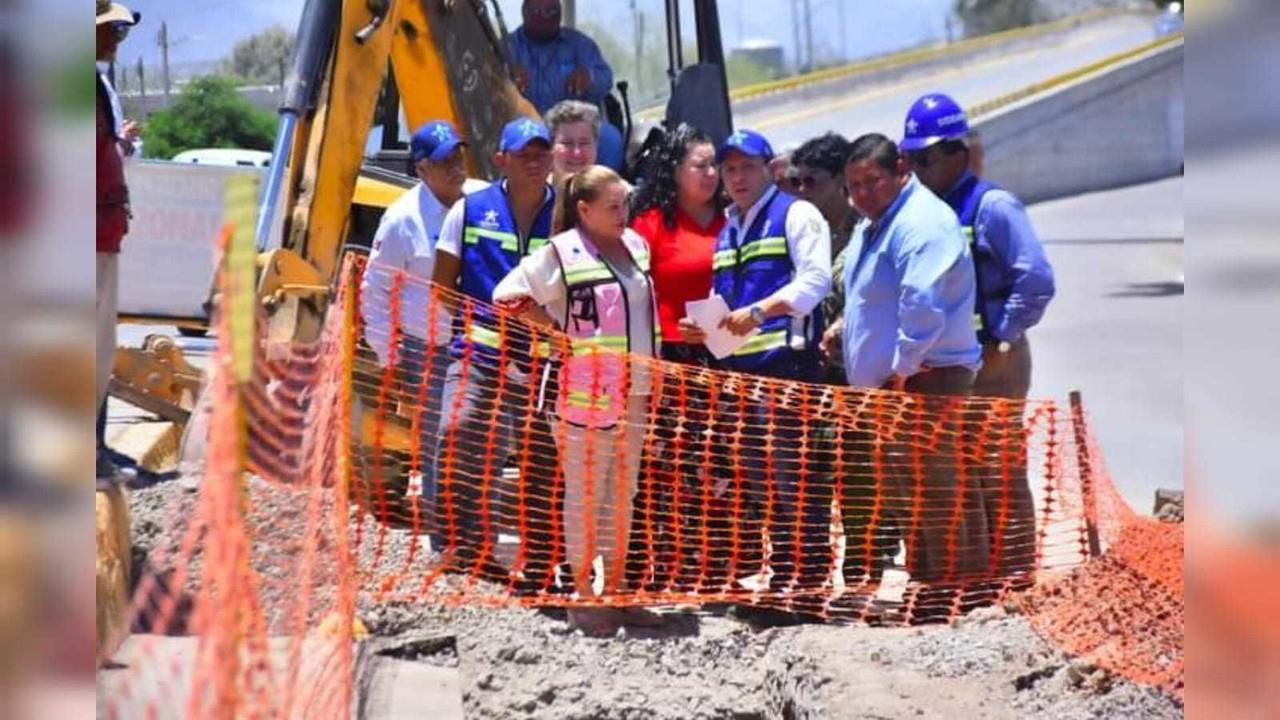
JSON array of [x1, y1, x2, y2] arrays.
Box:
[[627, 125, 757, 594], [630, 123, 726, 367]]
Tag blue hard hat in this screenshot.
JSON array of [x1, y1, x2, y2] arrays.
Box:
[[498, 118, 553, 153], [716, 128, 775, 163], [900, 93, 970, 152], [410, 120, 466, 163]]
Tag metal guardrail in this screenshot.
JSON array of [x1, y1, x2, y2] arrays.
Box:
[[968, 31, 1184, 120]]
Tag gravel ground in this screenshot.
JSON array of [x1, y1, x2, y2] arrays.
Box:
[[125, 475, 1182, 719]]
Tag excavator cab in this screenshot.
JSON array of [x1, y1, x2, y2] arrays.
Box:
[[361, 0, 733, 187]]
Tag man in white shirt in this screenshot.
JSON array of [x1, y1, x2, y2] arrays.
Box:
[[360, 119, 487, 534]]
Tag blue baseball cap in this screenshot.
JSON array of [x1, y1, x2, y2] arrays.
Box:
[[498, 117, 553, 153], [716, 128, 775, 163], [410, 120, 466, 163]]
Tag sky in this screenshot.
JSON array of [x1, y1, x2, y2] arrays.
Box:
[[119, 0, 958, 73]]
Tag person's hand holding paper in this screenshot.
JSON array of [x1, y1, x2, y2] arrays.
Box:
[[683, 295, 760, 359]]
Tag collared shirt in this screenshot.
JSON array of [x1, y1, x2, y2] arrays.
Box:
[[503, 26, 614, 114], [361, 178, 488, 364], [842, 175, 981, 388], [722, 184, 832, 337], [944, 171, 1056, 343]]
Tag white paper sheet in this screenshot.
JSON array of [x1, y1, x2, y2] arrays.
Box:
[[684, 295, 759, 360]]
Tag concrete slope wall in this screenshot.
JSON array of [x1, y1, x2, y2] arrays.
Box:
[[977, 40, 1183, 204]]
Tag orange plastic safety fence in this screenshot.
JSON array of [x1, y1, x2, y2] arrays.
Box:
[[100, 254, 1184, 717]]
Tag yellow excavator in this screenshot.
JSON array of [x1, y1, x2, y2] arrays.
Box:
[[111, 0, 736, 495]]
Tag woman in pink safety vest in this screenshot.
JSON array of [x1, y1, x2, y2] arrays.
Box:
[[494, 165, 662, 636]]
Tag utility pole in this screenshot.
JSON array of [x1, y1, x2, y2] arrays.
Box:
[[791, 0, 801, 74], [562, 0, 575, 29], [137, 56, 146, 101], [802, 0, 814, 71], [158, 20, 171, 104], [631, 1, 643, 91], [838, 0, 848, 62]]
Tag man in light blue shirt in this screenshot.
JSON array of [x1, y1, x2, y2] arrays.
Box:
[[825, 135, 981, 392], [823, 134, 987, 602]]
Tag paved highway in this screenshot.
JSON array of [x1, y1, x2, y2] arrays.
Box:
[[1025, 177, 1183, 512], [740, 12, 1162, 149]]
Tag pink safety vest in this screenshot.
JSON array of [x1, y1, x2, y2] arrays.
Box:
[[550, 228, 660, 428]]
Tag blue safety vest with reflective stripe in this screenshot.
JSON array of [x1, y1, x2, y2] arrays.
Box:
[[452, 181, 555, 363], [944, 174, 1000, 343], [711, 187, 822, 377]]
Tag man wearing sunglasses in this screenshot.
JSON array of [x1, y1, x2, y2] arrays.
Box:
[[789, 133, 858, 385], [96, 0, 140, 485], [901, 92, 1056, 582]]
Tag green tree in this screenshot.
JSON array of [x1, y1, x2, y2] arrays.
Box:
[[222, 25, 295, 86], [953, 0, 1046, 37], [143, 76, 277, 159]]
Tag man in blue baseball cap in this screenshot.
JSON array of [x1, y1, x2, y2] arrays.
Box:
[[902, 92, 1055, 580], [431, 116, 561, 591], [360, 120, 487, 541], [680, 127, 834, 607]]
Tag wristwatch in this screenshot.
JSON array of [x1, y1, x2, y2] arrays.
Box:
[[749, 305, 767, 326]]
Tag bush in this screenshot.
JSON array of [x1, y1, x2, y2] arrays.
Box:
[[143, 76, 276, 159]]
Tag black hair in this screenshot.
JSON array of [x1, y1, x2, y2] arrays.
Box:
[[629, 122, 726, 230], [846, 133, 901, 173], [790, 132, 852, 177]]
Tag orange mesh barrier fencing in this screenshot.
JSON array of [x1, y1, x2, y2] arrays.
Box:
[[99, 254, 1184, 717]]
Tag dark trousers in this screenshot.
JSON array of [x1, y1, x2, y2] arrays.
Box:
[[435, 361, 561, 585], [734, 352, 833, 592], [973, 337, 1036, 578], [628, 343, 754, 592], [840, 366, 983, 587]]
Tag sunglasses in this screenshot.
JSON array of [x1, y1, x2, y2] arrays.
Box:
[[109, 21, 131, 42], [907, 145, 949, 169]]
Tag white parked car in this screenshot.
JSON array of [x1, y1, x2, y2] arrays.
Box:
[[171, 148, 272, 168]]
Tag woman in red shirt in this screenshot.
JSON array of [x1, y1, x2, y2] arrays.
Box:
[[627, 124, 742, 593], [630, 124, 726, 367]]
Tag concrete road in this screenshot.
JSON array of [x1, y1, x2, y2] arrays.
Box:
[[739, 12, 1161, 149], [1025, 176, 1183, 512]]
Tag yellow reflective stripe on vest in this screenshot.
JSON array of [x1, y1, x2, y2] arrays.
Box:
[[563, 262, 615, 286], [738, 235, 789, 262], [714, 236, 789, 270], [464, 227, 519, 252], [731, 328, 789, 357], [466, 324, 552, 357], [712, 249, 737, 271], [566, 389, 613, 411], [571, 335, 629, 355], [529, 236, 549, 251], [466, 324, 502, 348]]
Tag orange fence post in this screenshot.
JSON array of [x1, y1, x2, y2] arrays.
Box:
[[1068, 390, 1102, 559]]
